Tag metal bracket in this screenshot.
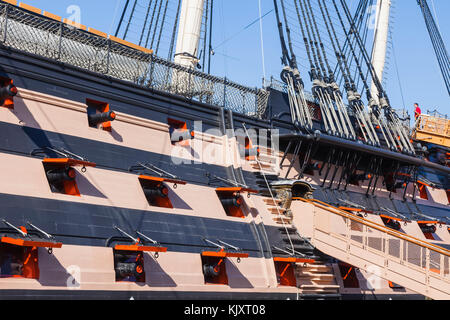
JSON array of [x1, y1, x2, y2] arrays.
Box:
[[2, 219, 28, 237], [272, 245, 309, 259], [31, 147, 91, 172], [114, 226, 139, 243], [129, 162, 178, 179], [205, 172, 247, 188], [26, 221, 55, 240], [204, 238, 242, 252]]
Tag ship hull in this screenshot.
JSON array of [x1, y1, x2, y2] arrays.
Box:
[[0, 6, 448, 300]]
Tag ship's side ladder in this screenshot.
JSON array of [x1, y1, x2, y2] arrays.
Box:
[[292, 198, 450, 299]]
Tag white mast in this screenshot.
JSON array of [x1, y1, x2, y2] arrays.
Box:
[[174, 0, 205, 69], [371, 0, 391, 101]]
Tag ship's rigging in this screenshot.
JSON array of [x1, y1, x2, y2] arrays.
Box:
[[270, 0, 416, 155], [0, 0, 448, 300], [417, 0, 450, 96], [113, 0, 448, 153], [111, 6, 435, 134], [114, 0, 215, 73], [111, 0, 448, 112]]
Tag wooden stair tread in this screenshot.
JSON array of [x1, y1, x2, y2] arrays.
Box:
[[251, 163, 276, 170], [251, 160, 273, 167], [257, 155, 278, 162], [268, 207, 284, 213], [298, 279, 338, 285], [253, 169, 278, 175], [302, 268, 333, 272], [300, 263, 331, 268], [297, 272, 336, 278], [301, 287, 340, 292], [263, 198, 282, 204], [265, 202, 282, 207], [300, 284, 340, 289], [257, 148, 277, 156], [273, 216, 293, 224], [301, 290, 340, 294]]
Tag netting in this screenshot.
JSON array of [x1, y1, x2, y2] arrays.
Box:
[[0, 3, 269, 118]]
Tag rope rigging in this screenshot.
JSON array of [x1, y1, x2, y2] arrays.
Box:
[[114, 0, 213, 66], [274, 0, 313, 131], [341, 0, 415, 153], [334, 0, 415, 153], [111, 0, 445, 157], [335, 0, 373, 88], [417, 0, 450, 96], [337, 0, 386, 102], [273, 0, 295, 68], [296, 0, 355, 140], [271, 0, 418, 155], [327, 0, 376, 142]]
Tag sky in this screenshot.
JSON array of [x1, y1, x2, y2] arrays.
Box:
[[22, 0, 450, 116]]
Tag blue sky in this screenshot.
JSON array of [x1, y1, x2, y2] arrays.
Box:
[[23, 0, 449, 116]]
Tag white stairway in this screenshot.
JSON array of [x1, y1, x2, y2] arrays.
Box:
[[292, 199, 450, 300]]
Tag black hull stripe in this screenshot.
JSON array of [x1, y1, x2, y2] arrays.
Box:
[[0, 193, 280, 257], [0, 122, 448, 238], [1, 120, 447, 222], [0, 289, 423, 300], [312, 187, 450, 220], [0, 289, 299, 300], [0, 121, 259, 189]]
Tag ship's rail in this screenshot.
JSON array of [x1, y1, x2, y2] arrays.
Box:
[[414, 114, 450, 148], [295, 198, 450, 299], [0, 2, 269, 118]]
